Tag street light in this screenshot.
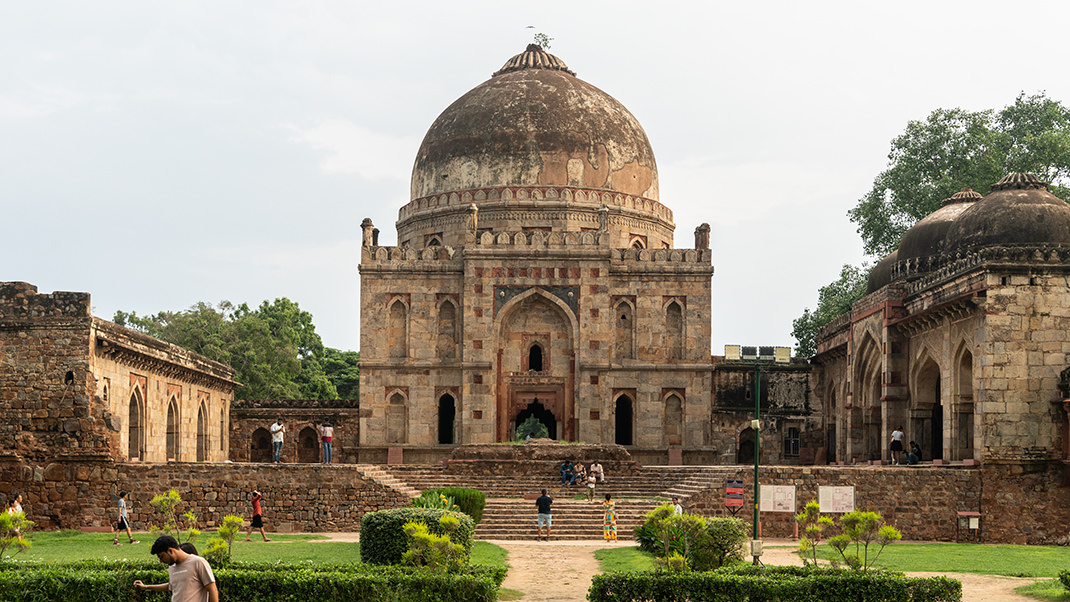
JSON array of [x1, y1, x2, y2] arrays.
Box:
[[725, 344, 791, 564]]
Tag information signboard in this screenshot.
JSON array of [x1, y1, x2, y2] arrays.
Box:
[[759, 485, 796, 512], [818, 486, 855, 513], [725, 479, 745, 508]]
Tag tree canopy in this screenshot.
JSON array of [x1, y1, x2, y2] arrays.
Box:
[[794, 93, 1070, 356], [791, 264, 868, 357], [848, 92, 1070, 257], [114, 299, 358, 401]]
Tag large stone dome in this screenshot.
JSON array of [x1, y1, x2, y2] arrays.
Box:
[[945, 173, 1070, 253], [897, 188, 982, 263], [395, 45, 673, 249], [410, 45, 658, 202]]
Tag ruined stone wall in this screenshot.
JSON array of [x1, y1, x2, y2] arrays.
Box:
[[688, 466, 984, 542], [229, 400, 360, 464], [0, 282, 111, 461], [0, 459, 410, 532]]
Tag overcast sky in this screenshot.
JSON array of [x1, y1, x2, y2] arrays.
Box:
[[3, 1, 1067, 355]]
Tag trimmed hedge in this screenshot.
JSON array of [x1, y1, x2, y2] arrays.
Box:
[[360, 507, 475, 566], [589, 567, 962, 602], [0, 561, 505, 602], [423, 487, 486, 524]]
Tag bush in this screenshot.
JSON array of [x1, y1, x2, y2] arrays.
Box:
[[1060, 569, 1070, 591], [589, 568, 961, 602], [633, 506, 746, 571], [0, 562, 506, 602], [634, 504, 676, 554], [361, 507, 474, 566], [420, 488, 486, 525]]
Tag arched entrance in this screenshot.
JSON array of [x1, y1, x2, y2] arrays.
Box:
[[438, 395, 456, 444], [250, 427, 271, 462], [297, 426, 319, 463], [737, 427, 756, 464], [515, 399, 556, 440], [614, 395, 633, 446]]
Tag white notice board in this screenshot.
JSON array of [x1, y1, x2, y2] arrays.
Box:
[[818, 486, 855, 513], [759, 485, 796, 512]]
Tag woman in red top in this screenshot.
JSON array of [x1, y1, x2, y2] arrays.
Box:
[[244, 490, 271, 542]]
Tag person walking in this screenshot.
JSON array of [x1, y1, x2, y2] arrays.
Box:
[[134, 535, 219, 602], [889, 426, 905, 465], [535, 488, 553, 541], [245, 490, 271, 542], [113, 490, 139, 545], [270, 417, 285, 463], [602, 493, 617, 542], [318, 421, 334, 464]]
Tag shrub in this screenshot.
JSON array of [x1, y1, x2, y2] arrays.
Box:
[[634, 504, 676, 554], [0, 510, 34, 560], [827, 510, 902, 571], [419, 488, 485, 525], [795, 499, 835, 567], [1060, 569, 1070, 591], [633, 505, 746, 571], [696, 517, 748, 570], [148, 489, 200, 543], [402, 517, 465, 572], [361, 507, 474, 566], [588, 569, 961, 602], [0, 563, 506, 602]]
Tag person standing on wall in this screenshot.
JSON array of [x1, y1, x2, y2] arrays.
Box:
[[245, 489, 271, 542], [318, 421, 334, 464], [889, 426, 905, 466], [134, 535, 219, 602], [113, 490, 140, 545], [270, 417, 285, 463]]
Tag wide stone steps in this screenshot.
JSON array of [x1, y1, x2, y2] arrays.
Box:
[[475, 498, 659, 541], [384, 466, 684, 500], [353, 464, 421, 499]]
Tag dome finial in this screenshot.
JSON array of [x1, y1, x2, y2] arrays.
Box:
[[494, 45, 576, 77], [991, 173, 1048, 191]]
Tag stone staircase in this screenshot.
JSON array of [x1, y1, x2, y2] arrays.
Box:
[[475, 497, 660, 541], [378, 463, 715, 541], [353, 464, 421, 499]]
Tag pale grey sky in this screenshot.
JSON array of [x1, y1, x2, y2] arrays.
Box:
[[3, 1, 1066, 354]]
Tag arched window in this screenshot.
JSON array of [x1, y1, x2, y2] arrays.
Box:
[[437, 300, 458, 360], [665, 301, 683, 360], [298, 426, 320, 463], [614, 395, 633, 446], [250, 427, 272, 462], [196, 403, 208, 462], [438, 395, 456, 445], [528, 344, 543, 372], [166, 399, 180, 461], [665, 394, 683, 446], [387, 393, 407, 444], [614, 300, 634, 360], [128, 389, 144, 461], [427, 237, 441, 247], [219, 407, 226, 451], [389, 300, 408, 358]]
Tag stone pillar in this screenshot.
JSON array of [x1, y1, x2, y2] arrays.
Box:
[[694, 223, 710, 249], [598, 204, 609, 232], [361, 218, 374, 247], [467, 203, 479, 236], [372, 228, 380, 246]]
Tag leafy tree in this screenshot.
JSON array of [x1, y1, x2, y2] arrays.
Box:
[[115, 299, 357, 400], [849, 92, 1070, 257], [792, 264, 868, 357], [0, 510, 34, 560], [515, 416, 549, 440]]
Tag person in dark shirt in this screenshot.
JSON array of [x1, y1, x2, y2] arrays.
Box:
[[535, 488, 553, 541], [560, 461, 574, 485]]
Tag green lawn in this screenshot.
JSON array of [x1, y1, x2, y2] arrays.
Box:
[[597, 542, 1070, 579], [5, 531, 509, 569]]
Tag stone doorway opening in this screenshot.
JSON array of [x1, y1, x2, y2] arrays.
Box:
[[298, 426, 319, 463], [515, 399, 556, 440]]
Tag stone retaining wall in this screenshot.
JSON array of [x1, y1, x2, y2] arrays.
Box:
[[0, 459, 410, 532]]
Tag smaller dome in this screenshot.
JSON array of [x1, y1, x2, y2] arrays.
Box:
[[945, 173, 1070, 252], [896, 188, 982, 264], [867, 250, 898, 294]]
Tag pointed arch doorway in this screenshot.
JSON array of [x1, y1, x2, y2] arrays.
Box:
[[514, 398, 557, 440]]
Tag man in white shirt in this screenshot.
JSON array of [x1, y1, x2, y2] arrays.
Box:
[[270, 418, 285, 463]]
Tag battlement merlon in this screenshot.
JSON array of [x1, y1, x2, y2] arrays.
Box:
[[0, 282, 91, 325]]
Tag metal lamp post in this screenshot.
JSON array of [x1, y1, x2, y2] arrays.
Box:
[[724, 344, 791, 564]]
